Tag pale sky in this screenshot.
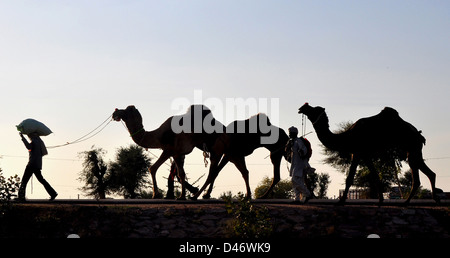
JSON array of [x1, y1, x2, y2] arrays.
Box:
[[1, 0, 449, 199]]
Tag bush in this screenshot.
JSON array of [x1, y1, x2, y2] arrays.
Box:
[[254, 176, 294, 199], [0, 172, 20, 202], [1, 170, 20, 221], [224, 193, 273, 238]]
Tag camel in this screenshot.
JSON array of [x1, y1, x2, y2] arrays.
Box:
[[298, 103, 441, 204], [112, 105, 223, 200], [192, 113, 289, 200]]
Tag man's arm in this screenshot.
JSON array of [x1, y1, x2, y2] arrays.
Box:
[[296, 139, 308, 158], [20, 133, 32, 150]]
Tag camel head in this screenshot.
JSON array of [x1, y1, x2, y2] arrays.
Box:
[[298, 103, 328, 125], [298, 102, 325, 117], [112, 105, 143, 125]]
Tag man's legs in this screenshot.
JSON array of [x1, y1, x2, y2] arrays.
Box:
[[291, 176, 302, 201], [33, 169, 58, 199], [292, 174, 311, 202], [18, 166, 34, 200]]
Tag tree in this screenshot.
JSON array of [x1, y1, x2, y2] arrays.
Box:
[[321, 121, 403, 198], [108, 144, 152, 199], [0, 168, 21, 202], [0, 167, 20, 220], [78, 147, 110, 199], [316, 173, 331, 199], [321, 121, 354, 174], [254, 171, 330, 199], [397, 170, 431, 199], [254, 177, 295, 199]]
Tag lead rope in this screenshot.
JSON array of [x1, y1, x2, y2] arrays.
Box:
[[47, 114, 113, 149], [301, 114, 307, 137], [202, 143, 210, 167]]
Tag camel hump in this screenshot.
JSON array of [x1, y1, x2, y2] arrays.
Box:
[[381, 107, 427, 146], [253, 113, 272, 126], [186, 104, 212, 117], [381, 107, 399, 117]]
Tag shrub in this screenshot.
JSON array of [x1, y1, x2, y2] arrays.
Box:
[[224, 193, 273, 238], [0, 172, 20, 202]]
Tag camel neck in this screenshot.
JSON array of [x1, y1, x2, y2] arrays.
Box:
[[134, 130, 162, 149], [125, 122, 162, 149], [311, 114, 348, 152]]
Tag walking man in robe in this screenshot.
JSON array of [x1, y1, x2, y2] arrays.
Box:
[[17, 132, 57, 201], [285, 126, 312, 203]]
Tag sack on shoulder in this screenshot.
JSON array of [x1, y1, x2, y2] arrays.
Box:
[[16, 119, 53, 136]]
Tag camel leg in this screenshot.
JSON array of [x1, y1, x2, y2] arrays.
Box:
[[405, 168, 420, 204], [365, 160, 384, 203], [165, 162, 177, 199], [203, 154, 229, 199], [181, 178, 199, 195], [191, 173, 214, 200], [405, 152, 422, 204], [339, 157, 359, 204], [173, 155, 187, 200], [408, 151, 441, 203], [191, 154, 226, 200], [172, 156, 198, 194], [166, 157, 198, 199], [419, 161, 441, 203], [149, 151, 171, 199], [259, 152, 282, 199], [232, 157, 252, 199]]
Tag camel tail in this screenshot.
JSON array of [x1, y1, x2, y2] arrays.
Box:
[[419, 130, 426, 146]]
